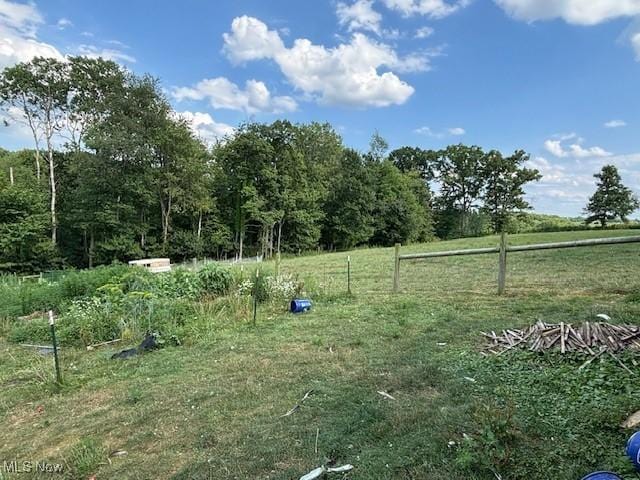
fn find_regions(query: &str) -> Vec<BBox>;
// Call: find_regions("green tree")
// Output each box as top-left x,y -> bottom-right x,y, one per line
368,130 -> 389,162
0,57 -> 71,245
371,161 -> 433,246
481,150 -> 541,233
436,144 -> 486,237
389,146 -> 438,181
322,149 -> 375,249
585,165 -> 639,227
0,150 -> 56,272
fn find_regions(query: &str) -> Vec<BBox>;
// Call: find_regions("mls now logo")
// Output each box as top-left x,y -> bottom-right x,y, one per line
2,460 -> 64,474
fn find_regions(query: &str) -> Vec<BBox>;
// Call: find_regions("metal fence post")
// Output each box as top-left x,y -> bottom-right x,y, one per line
393,243 -> 401,293
498,232 -> 507,295
48,310 -> 62,385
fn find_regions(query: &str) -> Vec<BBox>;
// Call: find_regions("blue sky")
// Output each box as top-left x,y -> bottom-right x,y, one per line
0,0 -> 639,216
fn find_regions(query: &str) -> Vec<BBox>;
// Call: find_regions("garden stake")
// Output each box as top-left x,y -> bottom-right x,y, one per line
347,255 -> 351,295
48,310 -> 62,385
253,268 -> 259,326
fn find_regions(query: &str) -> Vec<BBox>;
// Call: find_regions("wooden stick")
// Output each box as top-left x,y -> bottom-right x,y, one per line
86,338 -> 122,350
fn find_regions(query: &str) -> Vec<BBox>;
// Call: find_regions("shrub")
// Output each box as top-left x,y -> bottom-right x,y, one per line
155,268 -> 203,299
197,263 -> 233,296
18,282 -> 64,315
8,317 -> 50,344
59,264 -> 129,300
57,298 -> 122,346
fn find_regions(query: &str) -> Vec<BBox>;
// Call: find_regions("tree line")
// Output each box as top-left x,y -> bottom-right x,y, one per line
0,57 -> 635,273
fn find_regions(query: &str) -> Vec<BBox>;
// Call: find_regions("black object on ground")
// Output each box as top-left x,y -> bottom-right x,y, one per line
111,333 -> 159,360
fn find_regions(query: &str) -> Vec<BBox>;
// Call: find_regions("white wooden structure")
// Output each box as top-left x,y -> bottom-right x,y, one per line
128,258 -> 171,273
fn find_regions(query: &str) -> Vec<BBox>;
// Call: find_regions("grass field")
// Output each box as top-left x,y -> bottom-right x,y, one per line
2,230 -> 640,479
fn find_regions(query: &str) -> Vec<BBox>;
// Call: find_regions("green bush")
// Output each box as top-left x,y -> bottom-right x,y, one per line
197,263 -> 233,296
56,298 -> 122,346
7,318 -> 50,344
59,264 -> 129,300
155,268 -> 203,299
18,282 -> 64,315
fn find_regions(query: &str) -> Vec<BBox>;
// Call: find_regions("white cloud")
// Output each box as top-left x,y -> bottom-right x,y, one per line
415,26 -> 435,38
633,32 -> 640,60
172,77 -> 297,114
76,44 -> 136,63
0,0 -> 63,68
176,110 -> 234,143
382,0 -> 470,18
543,139 -> 567,158
337,0 -> 382,35
0,0 -> 43,35
222,16 -> 431,108
415,125 -> 465,137
604,119 -> 627,128
525,152 -> 640,216
544,137 -> 612,158
56,18 -> 72,30
494,0 -> 640,25
222,16 -> 284,64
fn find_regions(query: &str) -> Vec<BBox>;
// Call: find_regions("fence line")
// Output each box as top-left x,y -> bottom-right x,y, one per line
393,234 -> 640,294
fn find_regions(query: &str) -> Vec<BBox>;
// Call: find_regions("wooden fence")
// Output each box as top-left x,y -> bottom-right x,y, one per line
393,234 -> 640,294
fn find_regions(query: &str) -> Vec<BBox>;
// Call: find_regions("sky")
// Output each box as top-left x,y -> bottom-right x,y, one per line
0,0 -> 639,217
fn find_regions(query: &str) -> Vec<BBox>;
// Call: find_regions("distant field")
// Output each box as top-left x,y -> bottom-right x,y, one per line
1,230 -> 640,479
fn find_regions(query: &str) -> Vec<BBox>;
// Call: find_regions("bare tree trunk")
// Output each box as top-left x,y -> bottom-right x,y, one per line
34,150 -> 41,181
277,220 -> 283,255
22,94 -> 42,181
239,230 -> 244,261
197,211 -> 202,239
140,210 -> 146,248
46,141 -> 56,245
89,230 -> 95,269
161,193 -> 172,247
83,228 -> 88,265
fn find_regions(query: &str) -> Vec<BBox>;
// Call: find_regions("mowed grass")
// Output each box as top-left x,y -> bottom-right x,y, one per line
1,230 -> 640,479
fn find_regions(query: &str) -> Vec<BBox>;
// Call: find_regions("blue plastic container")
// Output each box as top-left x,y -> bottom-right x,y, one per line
290,299 -> 312,313
627,431 -> 640,470
581,472 -> 622,480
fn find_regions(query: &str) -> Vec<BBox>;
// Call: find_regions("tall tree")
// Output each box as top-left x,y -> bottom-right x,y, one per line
481,150 -> 541,233
368,130 -> 389,163
371,161 -> 433,246
215,127 -> 275,260
0,149 -> 55,272
389,146 -> 438,181
585,165 -> 639,227
0,57 -> 70,244
436,144 -> 486,236
322,149 -> 375,249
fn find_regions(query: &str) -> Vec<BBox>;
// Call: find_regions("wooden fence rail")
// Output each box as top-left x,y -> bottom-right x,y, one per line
393,234 -> 640,294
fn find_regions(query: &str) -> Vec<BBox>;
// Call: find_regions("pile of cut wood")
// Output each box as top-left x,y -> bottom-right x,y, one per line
482,321 -> 640,356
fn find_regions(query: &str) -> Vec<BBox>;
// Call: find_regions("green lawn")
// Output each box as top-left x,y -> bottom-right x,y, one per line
2,230 -> 640,479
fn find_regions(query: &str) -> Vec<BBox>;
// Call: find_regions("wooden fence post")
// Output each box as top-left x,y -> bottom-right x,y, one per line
393,243 -> 401,293
498,232 -> 507,295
